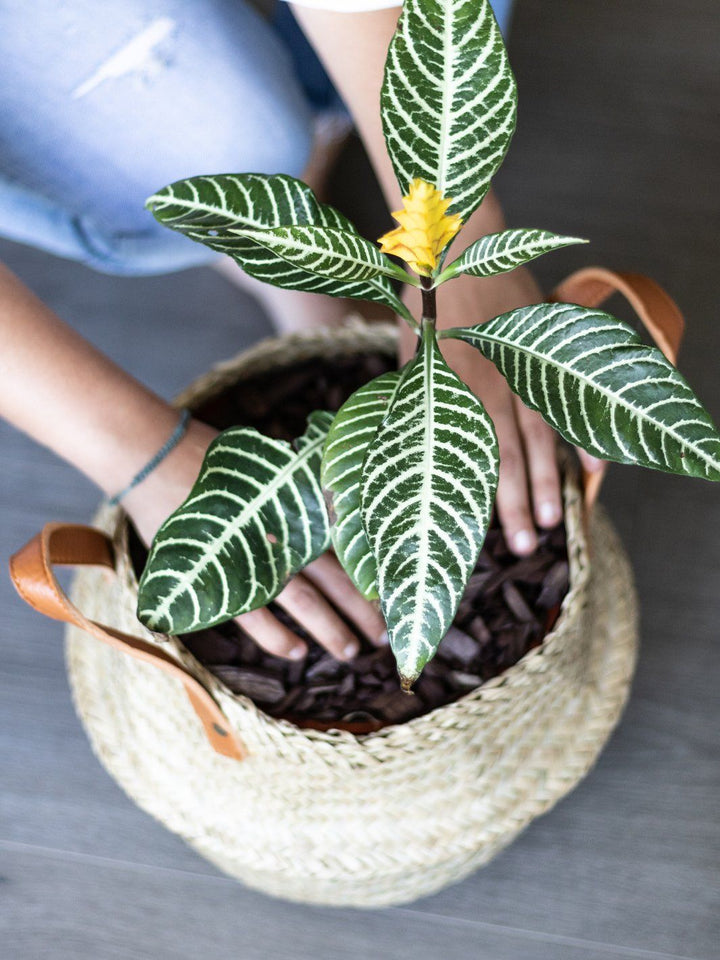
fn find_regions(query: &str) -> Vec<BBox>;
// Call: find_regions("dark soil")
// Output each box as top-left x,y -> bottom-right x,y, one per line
130,351 -> 569,731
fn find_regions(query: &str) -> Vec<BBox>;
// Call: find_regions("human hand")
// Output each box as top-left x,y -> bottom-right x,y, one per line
400,267 -> 604,556
0,259 -> 383,660
125,418 -> 386,661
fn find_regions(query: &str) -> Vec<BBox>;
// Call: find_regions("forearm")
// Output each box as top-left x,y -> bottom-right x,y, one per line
0,262 -> 186,496
291,4 -> 508,272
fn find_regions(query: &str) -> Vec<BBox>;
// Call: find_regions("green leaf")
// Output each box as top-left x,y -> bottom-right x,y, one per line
381,0 -> 517,224
444,303 -> 720,479
235,225 -> 406,285
322,369 -> 404,600
361,322 -> 499,685
146,173 -> 406,314
137,412 -> 333,635
438,229 -> 587,282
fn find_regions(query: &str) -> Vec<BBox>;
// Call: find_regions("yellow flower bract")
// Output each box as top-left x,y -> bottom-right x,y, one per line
378,178 -> 462,276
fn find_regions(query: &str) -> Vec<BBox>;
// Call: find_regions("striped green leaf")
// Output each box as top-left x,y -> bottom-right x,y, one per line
322,369 -> 404,600
445,303 -> 720,479
361,322 -> 499,685
381,0 -> 517,224
137,412 -> 333,635
234,225 -> 406,285
146,173 -> 406,314
439,229 -> 587,282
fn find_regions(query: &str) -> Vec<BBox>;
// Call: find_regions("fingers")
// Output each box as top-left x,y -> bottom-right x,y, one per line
480,374 -> 563,556
235,606 -> 308,661
235,555 -> 387,663
492,404 -> 539,557
275,575 -> 362,661
576,447 -> 606,475
576,446 -> 607,507
513,399 -> 563,530
302,553 -> 387,646
447,353 -> 539,558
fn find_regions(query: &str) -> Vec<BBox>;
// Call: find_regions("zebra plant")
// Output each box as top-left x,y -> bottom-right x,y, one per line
137,0 -> 720,689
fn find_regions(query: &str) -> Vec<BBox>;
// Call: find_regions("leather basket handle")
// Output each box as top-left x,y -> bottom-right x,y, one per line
9,523 -> 246,761
548,267 -> 685,510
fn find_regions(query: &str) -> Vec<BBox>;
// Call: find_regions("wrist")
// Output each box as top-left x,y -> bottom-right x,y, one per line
84,398 -> 184,496
122,417 -> 217,544
107,409 -> 194,506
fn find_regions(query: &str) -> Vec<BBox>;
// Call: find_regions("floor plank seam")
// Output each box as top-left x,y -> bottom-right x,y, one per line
0,841 -> 709,960
390,908 -> 708,960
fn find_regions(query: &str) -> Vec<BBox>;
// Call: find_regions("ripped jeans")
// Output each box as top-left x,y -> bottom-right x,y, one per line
0,0 -> 515,276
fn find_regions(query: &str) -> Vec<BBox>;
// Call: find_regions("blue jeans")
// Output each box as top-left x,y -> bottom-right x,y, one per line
0,1 -> 515,276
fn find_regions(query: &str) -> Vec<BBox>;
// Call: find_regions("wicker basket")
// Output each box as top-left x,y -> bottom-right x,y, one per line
71,321 -> 640,908
12,268 -> 686,908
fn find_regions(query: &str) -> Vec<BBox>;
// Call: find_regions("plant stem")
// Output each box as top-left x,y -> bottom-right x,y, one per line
420,276 -> 437,328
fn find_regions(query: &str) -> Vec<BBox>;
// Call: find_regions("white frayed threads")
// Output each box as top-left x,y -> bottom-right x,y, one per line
72,17 -> 176,99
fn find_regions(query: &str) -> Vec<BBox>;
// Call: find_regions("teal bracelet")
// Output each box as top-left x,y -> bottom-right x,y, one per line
108,409 -> 192,507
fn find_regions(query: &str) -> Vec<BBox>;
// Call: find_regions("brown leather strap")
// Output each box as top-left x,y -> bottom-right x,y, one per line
548,267 -> 685,510
9,524 -> 246,761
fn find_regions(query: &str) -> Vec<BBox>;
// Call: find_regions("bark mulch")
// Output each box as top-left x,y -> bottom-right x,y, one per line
131,351 -> 569,730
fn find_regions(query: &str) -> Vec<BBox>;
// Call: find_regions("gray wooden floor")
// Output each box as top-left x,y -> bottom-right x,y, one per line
1,1 -> 718,957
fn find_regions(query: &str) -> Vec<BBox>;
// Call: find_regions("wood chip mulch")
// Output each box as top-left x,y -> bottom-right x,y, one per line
154,350 -> 571,729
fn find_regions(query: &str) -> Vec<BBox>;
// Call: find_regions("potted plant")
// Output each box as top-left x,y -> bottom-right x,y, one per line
10,0 -> 719,908
136,0 -> 720,692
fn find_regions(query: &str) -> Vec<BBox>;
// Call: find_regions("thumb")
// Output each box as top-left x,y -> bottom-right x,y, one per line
575,447 -> 607,508
576,447 -> 606,475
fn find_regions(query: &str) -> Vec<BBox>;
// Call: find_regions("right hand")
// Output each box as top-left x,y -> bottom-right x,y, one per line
124,417 -> 387,662
400,267 -> 605,558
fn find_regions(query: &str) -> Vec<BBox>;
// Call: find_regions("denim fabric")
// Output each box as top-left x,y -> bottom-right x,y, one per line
0,0 -> 515,276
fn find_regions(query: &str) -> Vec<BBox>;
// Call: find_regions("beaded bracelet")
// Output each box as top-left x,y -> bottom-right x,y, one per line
108,409 -> 192,507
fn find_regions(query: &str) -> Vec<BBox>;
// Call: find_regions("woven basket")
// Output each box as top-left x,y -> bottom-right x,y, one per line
64,320 -> 639,908
12,268 -> 686,908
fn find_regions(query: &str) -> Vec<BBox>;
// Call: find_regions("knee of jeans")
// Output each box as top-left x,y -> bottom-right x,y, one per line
124,74 -> 315,221
234,99 -> 314,182
135,11 -> 316,188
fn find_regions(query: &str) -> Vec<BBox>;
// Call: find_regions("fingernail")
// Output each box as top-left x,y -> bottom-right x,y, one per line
288,645 -> 306,661
376,630 -> 390,646
513,530 -> 535,554
343,641 -> 360,660
538,502 -> 560,527
585,455 -> 604,471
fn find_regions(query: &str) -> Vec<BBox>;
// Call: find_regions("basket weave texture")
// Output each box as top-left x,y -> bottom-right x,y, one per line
65,322 -> 638,908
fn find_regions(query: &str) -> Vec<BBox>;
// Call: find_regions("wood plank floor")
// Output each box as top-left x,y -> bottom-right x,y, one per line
1,1 -> 718,957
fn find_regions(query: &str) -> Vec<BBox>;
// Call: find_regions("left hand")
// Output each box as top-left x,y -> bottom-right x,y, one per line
399,267 -> 603,556
126,418 -> 386,661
